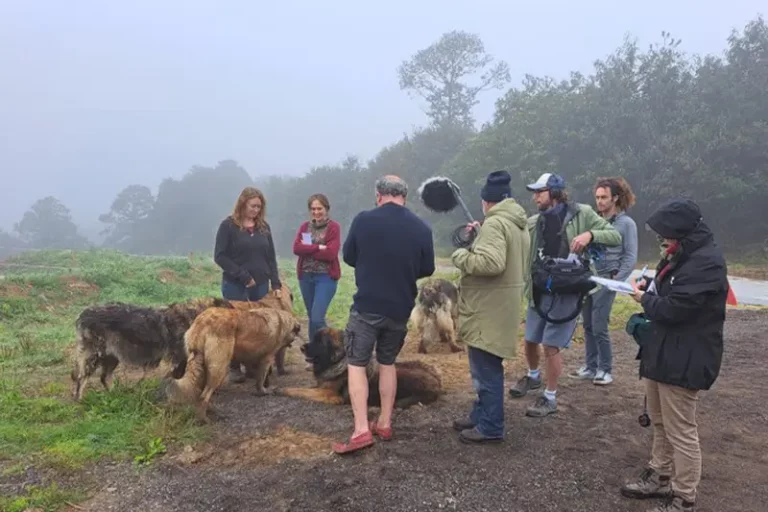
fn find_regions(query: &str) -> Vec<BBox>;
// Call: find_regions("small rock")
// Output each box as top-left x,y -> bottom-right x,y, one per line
107,486 -> 117,492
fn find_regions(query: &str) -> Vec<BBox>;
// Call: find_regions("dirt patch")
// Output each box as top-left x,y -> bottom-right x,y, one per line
157,269 -> 179,284
64,309 -> 768,512
174,425 -> 333,468
0,282 -> 32,298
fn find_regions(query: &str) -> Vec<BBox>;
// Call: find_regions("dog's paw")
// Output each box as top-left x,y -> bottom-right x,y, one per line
252,388 -> 275,397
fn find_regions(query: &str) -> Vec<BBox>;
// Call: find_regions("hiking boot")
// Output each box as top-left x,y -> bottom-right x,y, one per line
228,367 -> 246,384
647,496 -> 695,512
593,370 -> 613,386
458,427 -> 503,444
568,366 -> 596,380
620,467 -> 673,500
525,395 -> 557,417
509,375 -> 542,398
452,418 -> 475,432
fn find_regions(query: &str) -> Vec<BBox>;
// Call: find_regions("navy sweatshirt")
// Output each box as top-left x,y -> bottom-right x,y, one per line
343,202 -> 435,321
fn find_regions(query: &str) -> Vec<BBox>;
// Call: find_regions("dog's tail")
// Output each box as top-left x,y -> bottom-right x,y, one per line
166,327 -> 207,404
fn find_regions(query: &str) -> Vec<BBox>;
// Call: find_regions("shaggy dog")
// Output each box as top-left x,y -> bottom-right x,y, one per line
70,296 -> 232,401
409,278 -> 463,354
226,288 -> 295,378
166,307 -> 301,422
274,327 -> 443,409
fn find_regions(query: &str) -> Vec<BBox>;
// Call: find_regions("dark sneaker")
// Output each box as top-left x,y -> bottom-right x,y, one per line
458,427 -> 503,444
647,496 -> 695,512
525,395 -> 557,417
620,467 -> 673,500
452,418 -> 475,432
508,375 -> 542,398
228,367 -> 246,384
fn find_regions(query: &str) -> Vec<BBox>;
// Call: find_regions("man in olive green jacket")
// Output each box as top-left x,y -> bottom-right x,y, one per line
509,173 -> 622,418
450,170 -> 531,444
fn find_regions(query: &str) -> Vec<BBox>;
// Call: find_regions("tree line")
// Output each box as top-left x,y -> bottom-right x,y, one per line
3,16 -> 767,262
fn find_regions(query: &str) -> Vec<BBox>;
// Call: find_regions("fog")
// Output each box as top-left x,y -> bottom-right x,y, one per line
0,0 -> 764,245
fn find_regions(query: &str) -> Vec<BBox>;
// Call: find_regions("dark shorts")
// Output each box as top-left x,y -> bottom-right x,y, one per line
344,309 -> 407,367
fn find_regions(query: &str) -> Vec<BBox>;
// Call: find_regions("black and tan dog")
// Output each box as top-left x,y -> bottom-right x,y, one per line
409,278 -> 463,354
70,296 -> 232,401
275,327 -> 443,409
166,306 -> 301,422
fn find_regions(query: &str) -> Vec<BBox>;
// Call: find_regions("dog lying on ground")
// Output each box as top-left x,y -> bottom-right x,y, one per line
166,307 -> 301,422
70,296 -> 232,401
409,278 -> 463,354
274,327 -> 443,409
226,287 -> 295,379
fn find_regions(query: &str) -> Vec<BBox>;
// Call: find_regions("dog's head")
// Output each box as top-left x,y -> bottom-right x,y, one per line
300,327 -> 345,372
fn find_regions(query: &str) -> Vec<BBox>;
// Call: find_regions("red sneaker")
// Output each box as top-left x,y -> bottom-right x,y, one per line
369,421 -> 392,441
332,430 -> 375,454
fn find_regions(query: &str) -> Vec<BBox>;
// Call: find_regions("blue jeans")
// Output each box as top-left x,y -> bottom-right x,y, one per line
583,287 -> 617,373
221,279 -> 269,370
298,272 -> 338,342
468,346 -> 505,438
221,279 -> 269,302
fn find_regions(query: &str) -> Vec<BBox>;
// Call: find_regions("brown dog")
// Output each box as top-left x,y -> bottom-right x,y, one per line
409,278 -> 463,354
226,288 -> 295,378
167,307 -> 300,421
275,327 -> 443,409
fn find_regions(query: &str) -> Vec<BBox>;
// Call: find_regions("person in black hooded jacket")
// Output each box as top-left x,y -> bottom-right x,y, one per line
620,198 -> 728,512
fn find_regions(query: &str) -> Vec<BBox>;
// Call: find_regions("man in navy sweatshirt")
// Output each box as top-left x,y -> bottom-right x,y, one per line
332,174 -> 435,454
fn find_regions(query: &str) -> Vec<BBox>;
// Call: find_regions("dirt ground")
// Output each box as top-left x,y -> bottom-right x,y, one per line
64,308 -> 767,512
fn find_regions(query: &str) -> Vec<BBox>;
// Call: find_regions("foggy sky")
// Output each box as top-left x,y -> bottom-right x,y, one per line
0,0 -> 764,239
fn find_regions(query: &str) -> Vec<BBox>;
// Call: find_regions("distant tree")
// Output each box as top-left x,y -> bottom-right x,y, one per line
14,196 -> 90,249
99,184 -> 155,249
398,30 -> 511,128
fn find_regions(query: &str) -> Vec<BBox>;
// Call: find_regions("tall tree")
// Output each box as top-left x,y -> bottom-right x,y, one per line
14,196 -> 90,249
398,30 -> 510,128
99,184 -> 155,249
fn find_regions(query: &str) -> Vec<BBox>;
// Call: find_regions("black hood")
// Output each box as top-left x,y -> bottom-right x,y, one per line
646,197 -> 714,253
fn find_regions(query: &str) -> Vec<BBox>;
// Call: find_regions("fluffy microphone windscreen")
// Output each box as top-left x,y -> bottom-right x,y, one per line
418,176 -> 460,213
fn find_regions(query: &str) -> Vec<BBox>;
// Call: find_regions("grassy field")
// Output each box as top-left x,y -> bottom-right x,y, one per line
0,249 -> 651,510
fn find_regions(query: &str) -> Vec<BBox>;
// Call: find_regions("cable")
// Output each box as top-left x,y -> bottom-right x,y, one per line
451,224 -> 477,249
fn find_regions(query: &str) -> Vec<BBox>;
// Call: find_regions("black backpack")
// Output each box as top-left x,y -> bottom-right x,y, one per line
530,206 -> 596,324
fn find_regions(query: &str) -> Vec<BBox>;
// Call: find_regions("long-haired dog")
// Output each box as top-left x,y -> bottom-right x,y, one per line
227,287 -> 295,378
70,296 -> 232,401
275,327 -> 443,409
166,307 -> 300,422
409,278 -> 463,354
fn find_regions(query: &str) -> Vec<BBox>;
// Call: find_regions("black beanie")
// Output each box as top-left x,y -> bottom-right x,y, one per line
481,170 -> 512,203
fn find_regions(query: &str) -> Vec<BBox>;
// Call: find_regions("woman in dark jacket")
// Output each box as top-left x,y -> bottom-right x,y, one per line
214,186 -> 282,383
622,198 -> 728,512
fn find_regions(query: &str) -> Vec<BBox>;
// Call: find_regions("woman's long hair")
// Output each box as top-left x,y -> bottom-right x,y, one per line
594,177 -> 636,211
231,187 -> 268,232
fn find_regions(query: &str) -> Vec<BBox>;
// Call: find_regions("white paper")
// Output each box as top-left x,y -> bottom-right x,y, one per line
589,276 -> 635,294
301,232 -> 312,245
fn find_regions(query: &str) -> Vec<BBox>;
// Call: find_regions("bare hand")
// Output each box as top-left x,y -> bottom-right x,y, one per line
570,232 -> 593,253
246,279 -> 256,288
318,244 -> 327,251
630,277 -> 645,303
466,221 -> 481,234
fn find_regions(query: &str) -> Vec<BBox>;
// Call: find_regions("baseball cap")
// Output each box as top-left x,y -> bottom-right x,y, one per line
526,173 -> 566,192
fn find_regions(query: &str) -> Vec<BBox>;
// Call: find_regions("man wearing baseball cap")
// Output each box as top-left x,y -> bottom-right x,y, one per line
509,172 -> 622,417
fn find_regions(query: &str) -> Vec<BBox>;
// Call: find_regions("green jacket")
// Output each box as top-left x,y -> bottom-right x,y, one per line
524,202 -> 622,302
451,198 -> 531,360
